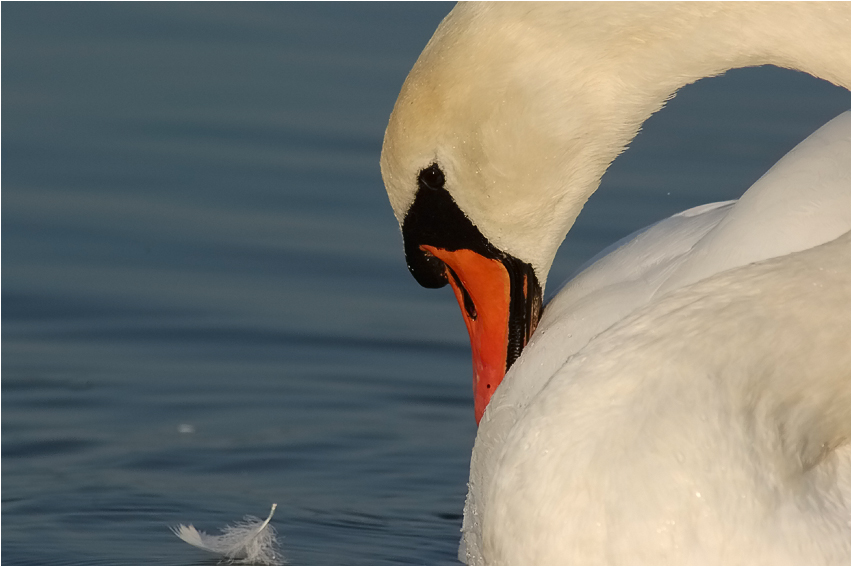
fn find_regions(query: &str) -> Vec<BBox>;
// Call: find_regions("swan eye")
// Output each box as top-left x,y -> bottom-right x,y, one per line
418,163 -> 445,191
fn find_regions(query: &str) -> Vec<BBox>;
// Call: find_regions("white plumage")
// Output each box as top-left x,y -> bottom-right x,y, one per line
173,503 -> 283,565
381,2 -> 851,564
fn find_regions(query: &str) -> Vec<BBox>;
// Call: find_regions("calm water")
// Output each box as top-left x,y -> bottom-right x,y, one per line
2,3 -> 848,565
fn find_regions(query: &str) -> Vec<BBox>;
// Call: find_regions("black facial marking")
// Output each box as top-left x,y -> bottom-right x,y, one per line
418,163 -> 446,191
401,171 -> 492,289
503,257 -> 542,368
401,179 -> 542,372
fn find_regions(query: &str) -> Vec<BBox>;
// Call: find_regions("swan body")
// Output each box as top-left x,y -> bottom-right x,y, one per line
482,234 -> 850,564
380,2 -> 851,563
465,115 -> 851,564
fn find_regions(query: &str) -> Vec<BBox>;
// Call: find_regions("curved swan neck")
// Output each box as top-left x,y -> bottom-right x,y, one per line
584,2 -> 851,162
541,2 -> 850,275
595,3 -> 851,94
382,2 -> 850,285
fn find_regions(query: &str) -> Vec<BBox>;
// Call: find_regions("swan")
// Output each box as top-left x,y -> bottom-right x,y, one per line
380,3 -> 850,564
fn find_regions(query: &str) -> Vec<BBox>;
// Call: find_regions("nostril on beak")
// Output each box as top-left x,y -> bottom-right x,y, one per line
447,267 -> 477,320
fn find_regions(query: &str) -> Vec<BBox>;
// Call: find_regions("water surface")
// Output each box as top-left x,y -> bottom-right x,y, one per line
3,3 -> 849,565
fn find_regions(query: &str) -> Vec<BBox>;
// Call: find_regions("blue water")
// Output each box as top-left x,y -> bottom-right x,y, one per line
2,3 -> 848,565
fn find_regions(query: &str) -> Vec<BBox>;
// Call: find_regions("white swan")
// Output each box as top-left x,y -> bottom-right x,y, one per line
380,3 -> 850,564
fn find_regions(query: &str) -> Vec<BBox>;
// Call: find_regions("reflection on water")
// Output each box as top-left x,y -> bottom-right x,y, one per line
2,3 -> 849,565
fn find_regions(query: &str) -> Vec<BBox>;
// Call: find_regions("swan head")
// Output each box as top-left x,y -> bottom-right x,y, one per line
382,4 -> 627,281
381,4 -> 634,423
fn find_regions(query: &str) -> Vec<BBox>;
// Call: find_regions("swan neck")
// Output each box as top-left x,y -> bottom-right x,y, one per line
546,2 -> 850,277
381,3 -> 851,286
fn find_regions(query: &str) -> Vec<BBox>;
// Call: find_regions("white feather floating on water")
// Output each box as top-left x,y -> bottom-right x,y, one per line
172,503 -> 283,565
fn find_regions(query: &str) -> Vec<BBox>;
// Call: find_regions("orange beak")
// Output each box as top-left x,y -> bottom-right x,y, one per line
399,175 -> 542,425
421,245 -> 540,424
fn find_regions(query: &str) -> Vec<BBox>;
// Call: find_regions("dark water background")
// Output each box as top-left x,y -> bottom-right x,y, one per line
3,3 -> 849,565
